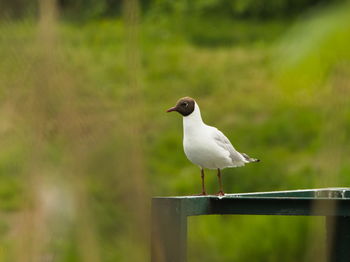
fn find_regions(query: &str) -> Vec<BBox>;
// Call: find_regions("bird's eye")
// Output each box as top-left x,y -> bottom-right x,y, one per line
182,102 -> 188,107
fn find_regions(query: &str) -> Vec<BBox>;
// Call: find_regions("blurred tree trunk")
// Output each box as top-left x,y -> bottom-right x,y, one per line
122,0 -> 150,244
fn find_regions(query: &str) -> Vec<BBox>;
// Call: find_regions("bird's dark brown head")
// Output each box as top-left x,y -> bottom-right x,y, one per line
166,97 -> 195,116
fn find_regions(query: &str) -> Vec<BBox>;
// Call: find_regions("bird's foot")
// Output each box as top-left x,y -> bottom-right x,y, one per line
216,191 -> 225,196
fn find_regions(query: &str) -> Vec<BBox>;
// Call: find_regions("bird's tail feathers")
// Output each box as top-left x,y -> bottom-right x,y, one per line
241,153 -> 260,163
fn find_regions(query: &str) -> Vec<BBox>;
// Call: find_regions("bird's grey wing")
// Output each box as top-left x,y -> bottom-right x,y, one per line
211,128 -> 246,164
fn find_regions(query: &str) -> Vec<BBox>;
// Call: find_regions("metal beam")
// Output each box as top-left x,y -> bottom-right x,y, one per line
151,188 -> 350,262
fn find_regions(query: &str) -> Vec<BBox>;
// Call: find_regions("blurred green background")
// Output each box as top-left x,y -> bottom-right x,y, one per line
1,0 -> 350,261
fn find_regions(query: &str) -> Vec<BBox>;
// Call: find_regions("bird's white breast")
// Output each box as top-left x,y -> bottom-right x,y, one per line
183,131 -> 232,169
182,104 -> 233,169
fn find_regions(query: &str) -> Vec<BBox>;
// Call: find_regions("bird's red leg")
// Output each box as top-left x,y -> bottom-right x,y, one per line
216,168 -> 225,196
199,168 -> 207,195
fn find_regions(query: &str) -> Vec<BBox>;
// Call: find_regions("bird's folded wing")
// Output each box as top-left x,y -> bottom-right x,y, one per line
212,128 -> 246,164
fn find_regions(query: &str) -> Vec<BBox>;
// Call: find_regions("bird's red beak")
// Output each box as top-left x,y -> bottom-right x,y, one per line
166,106 -> 177,113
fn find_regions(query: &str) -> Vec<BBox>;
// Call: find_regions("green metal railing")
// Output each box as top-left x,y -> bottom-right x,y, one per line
151,188 -> 350,262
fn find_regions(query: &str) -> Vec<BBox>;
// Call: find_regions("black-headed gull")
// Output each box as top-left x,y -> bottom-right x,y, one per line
167,97 -> 259,196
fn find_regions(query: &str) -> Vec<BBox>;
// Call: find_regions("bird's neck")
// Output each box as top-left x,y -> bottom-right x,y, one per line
183,103 -> 205,133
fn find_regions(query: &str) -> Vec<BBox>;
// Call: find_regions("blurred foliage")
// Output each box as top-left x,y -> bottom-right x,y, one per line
0,0 -> 350,261
58,0 -> 345,20
0,0 -> 37,18
275,2 -> 350,90
150,0 -> 341,18
0,0 -> 345,20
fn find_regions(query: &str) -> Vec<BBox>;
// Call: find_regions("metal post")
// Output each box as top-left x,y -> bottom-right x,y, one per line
152,198 -> 187,262
326,216 -> 350,262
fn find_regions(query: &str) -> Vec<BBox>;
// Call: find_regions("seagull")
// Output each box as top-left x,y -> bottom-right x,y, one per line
167,97 -> 259,196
